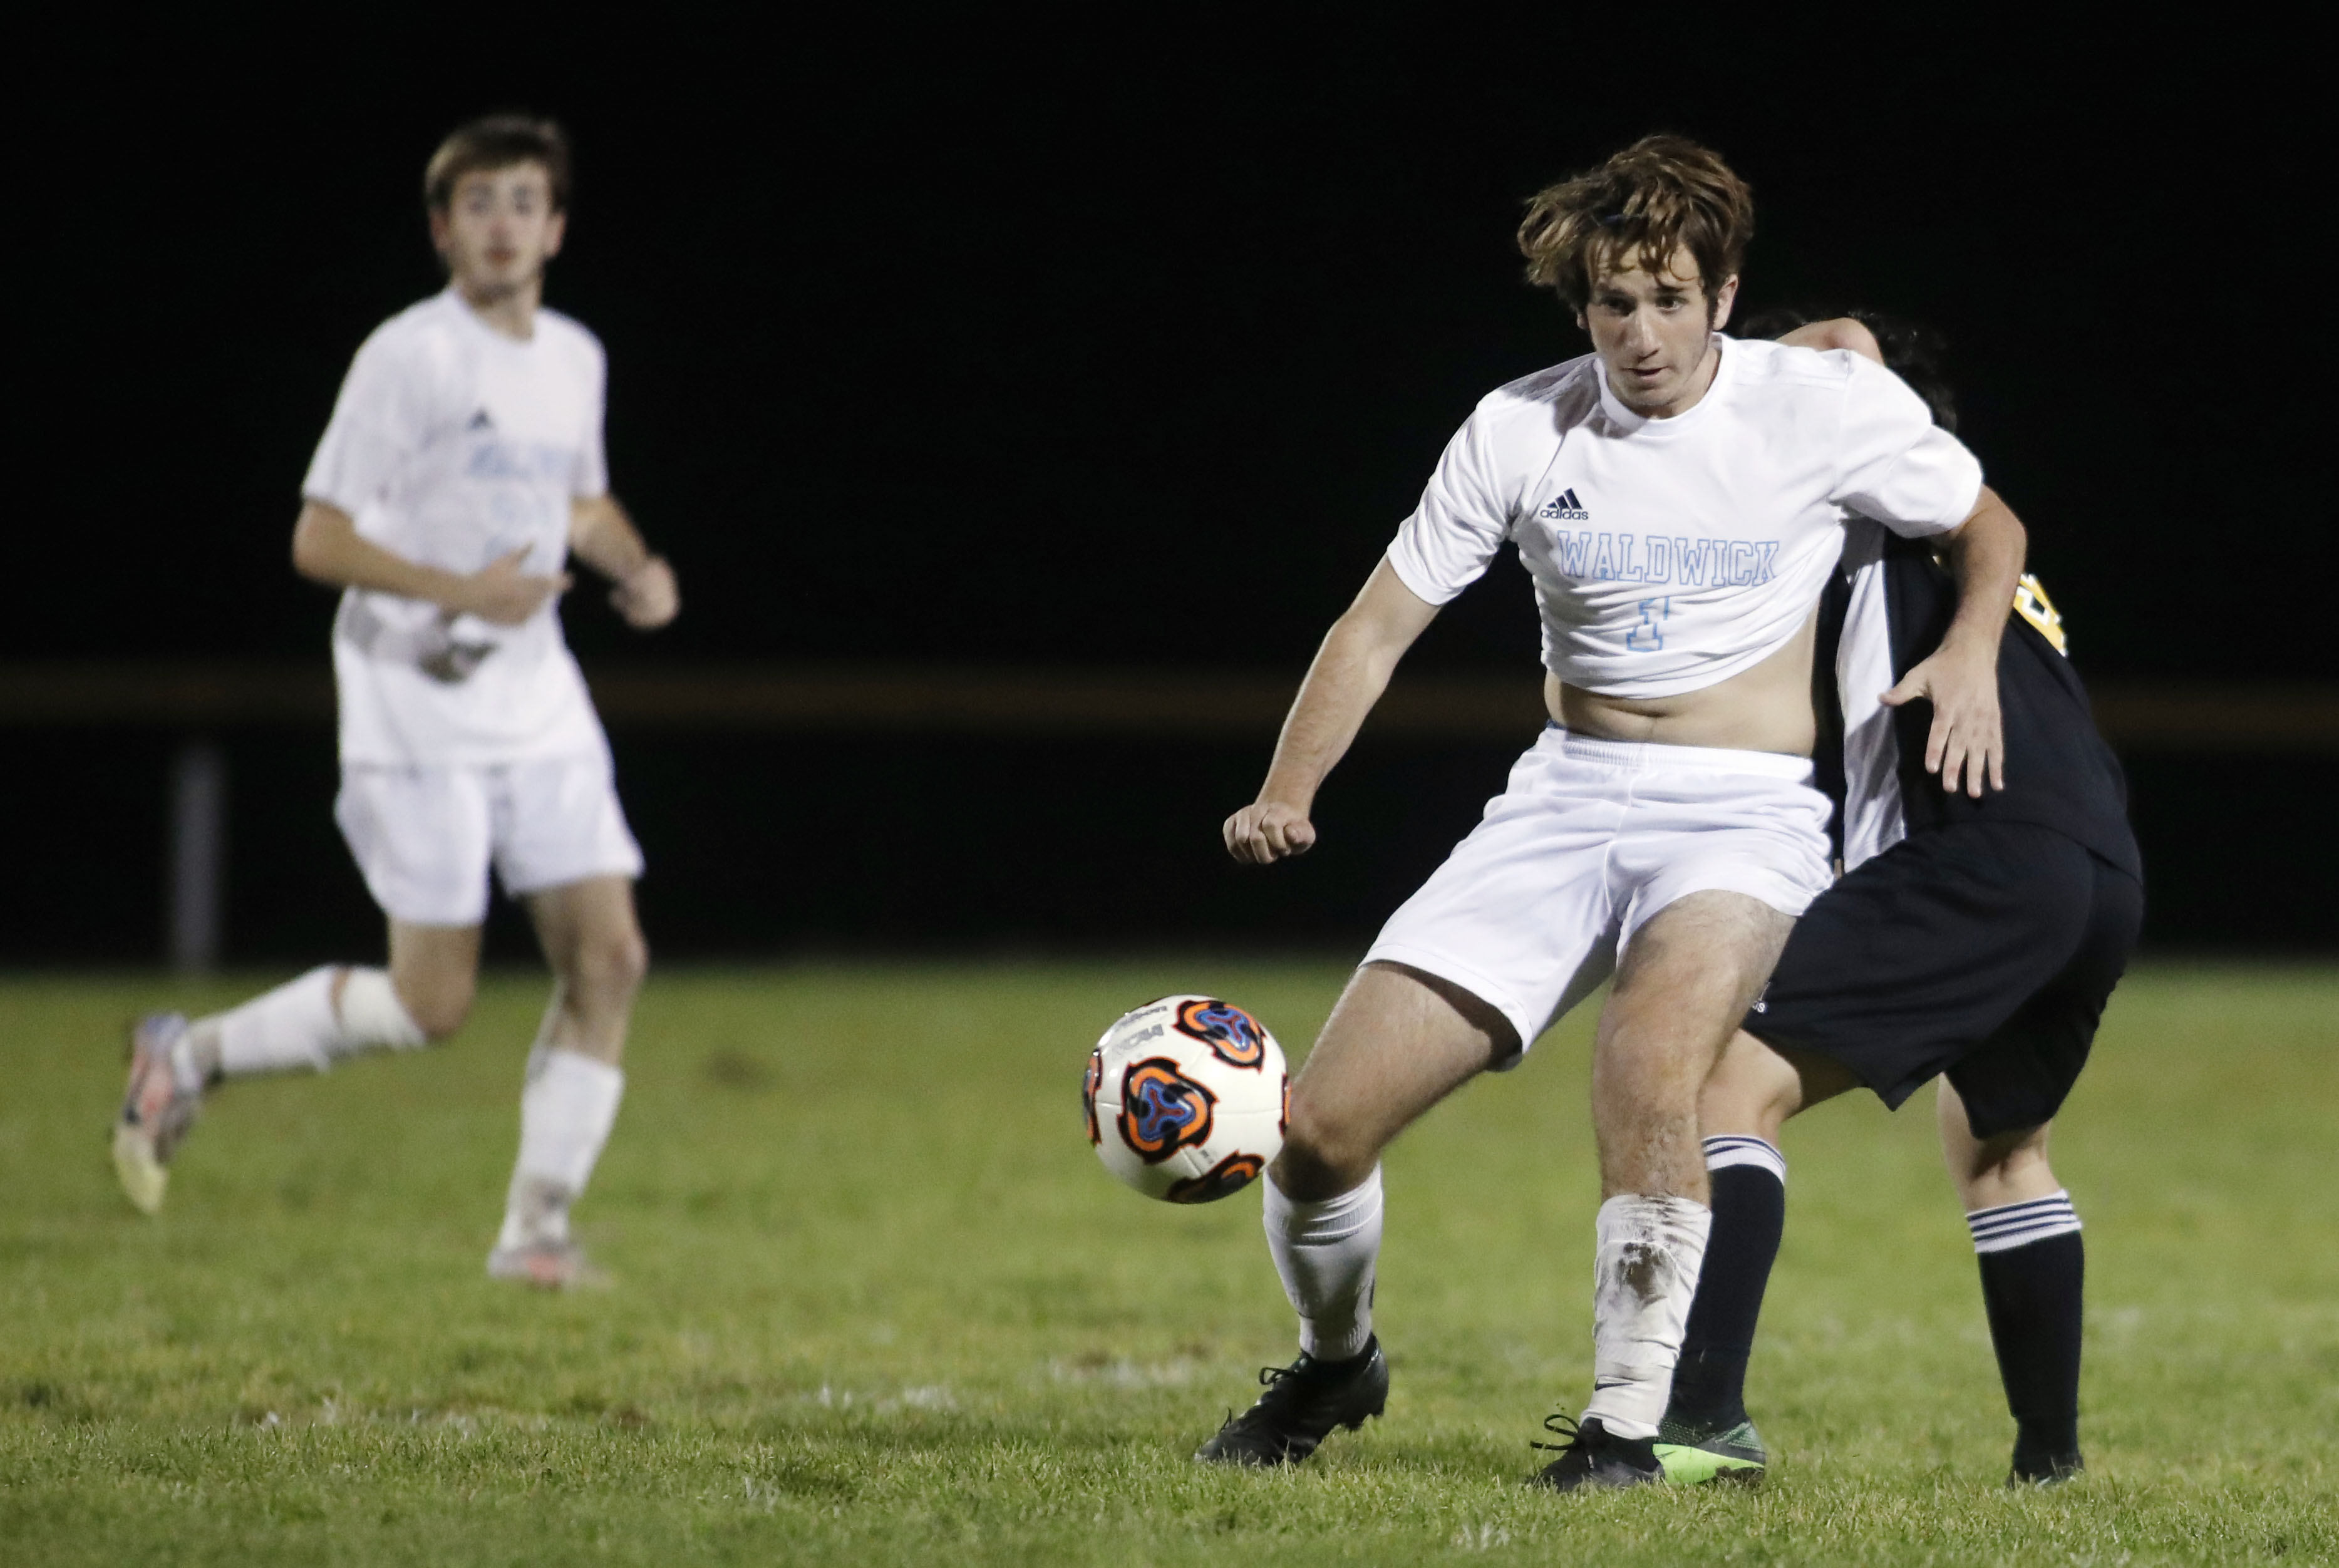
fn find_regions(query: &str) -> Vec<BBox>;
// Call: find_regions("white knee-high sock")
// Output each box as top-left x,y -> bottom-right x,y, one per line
197,966 -> 426,1080
498,1045 -> 625,1249
1581,1194 -> 1713,1440
1262,1167 -> 1384,1361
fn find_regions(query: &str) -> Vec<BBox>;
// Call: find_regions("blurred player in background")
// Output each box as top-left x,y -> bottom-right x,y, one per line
1654,311 -> 2140,1488
1196,138 -> 2027,1489
112,115 -> 679,1289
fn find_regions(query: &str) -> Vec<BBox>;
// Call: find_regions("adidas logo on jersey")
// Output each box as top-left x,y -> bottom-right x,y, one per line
466,408 -> 495,431
1538,488 -> 1589,522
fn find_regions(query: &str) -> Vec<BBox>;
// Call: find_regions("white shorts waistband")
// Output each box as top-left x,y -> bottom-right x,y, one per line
1541,723 -> 1814,781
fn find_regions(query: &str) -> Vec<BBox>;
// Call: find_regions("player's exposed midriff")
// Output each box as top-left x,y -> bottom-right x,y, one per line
1550,606 -> 1819,756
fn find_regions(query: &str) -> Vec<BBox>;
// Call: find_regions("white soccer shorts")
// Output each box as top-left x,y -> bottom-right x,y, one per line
1362,725 -> 1832,1056
334,755 -> 644,927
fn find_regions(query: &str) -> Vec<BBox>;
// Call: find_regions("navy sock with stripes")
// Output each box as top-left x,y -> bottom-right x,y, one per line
1968,1192 -> 2085,1473
1665,1135 -> 1787,1433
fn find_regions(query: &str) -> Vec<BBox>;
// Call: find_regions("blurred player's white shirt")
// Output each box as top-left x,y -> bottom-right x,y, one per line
1386,336 -> 1982,699
304,289 -> 608,765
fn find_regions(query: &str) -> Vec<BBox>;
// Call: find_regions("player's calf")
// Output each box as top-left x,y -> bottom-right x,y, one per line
1942,1087 -> 2087,1485
487,1043 -> 626,1285
1576,894 -> 1790,1444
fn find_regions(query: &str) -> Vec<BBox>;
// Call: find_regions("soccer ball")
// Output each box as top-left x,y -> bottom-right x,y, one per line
1082,994 -> 1288,1203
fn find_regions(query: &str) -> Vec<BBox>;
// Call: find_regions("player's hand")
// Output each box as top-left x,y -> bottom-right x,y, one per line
1778,316 -> 1883,364
610,555 -> 679,629
1882,642 -> 2004,797
1224,800 -> 1317,864
456,548 -> 571,626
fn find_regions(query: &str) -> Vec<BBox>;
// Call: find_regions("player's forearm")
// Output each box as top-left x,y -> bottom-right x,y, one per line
290,501 -> 472,609
1940,486 -> 2027,659
569,495 -> 652,580
1256,620 -> 1405,811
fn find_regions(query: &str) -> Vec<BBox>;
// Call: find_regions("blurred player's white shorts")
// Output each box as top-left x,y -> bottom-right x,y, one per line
1363,725 -> 1830,1056
335,756 -> 644,926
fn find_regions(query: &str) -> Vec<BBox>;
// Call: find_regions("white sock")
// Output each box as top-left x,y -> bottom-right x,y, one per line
1581,1193 -> 1713,1441
1702,1133 -> 1787,1185
1262,1167 -> 1383,1361
498,1045 -> 625,1249
336,969 -> 428,1055
200,966 -> 425,1079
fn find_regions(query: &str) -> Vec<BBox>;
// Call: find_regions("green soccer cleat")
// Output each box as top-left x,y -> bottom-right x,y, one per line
1654,1415 -> 1768,1486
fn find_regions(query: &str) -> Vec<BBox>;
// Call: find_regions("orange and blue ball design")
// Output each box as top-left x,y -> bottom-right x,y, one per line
1115,1057 -> 1217,1162
1174,998 -> 1270,1069
1084,991 -> 1287,1203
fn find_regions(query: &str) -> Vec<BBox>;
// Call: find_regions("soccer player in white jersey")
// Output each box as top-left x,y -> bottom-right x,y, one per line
111,116 -> 678,1289
1192,137 -> 2030,1488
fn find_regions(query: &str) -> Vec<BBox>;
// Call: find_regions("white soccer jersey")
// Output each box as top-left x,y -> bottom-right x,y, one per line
1385,336 -> 1983,699
1833,519 -> 1908,869
303,290 -> 609,765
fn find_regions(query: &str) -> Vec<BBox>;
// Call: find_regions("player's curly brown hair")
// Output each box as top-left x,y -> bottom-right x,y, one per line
1517,136 -> 1753,316
424,115 -> 572,214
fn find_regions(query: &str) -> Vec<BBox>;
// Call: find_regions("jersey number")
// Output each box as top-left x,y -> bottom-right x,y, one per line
2012,574 -> 2068,655
1626,597 -> 1669,653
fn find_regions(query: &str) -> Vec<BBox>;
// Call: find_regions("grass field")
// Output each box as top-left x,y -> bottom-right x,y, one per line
2,961 -> 2333,1565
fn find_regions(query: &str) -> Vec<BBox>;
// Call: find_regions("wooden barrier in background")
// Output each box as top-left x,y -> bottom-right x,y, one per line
4,661 -> 2331,970
6,660 -> 2336,748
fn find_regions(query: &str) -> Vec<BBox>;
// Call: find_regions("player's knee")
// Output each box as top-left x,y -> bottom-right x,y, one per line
568,926 -> 648,1003
1276,1096 -> 1381,1200
397,980 -> 473,1042
1955,1125 -> 2055,1207
1697,1033 -> 1798,1138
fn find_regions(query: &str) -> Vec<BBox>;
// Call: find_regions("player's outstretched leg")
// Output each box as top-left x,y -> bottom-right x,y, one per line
110,951 -> 448,1214
1653,1133 -> 1785,1485
1532,894 -> 1791,1495
1941,1081 -> 2085,1486
1656,1033 -> 1859,1485
1195,963 -> 1509,1465
488,875 -> 645,1289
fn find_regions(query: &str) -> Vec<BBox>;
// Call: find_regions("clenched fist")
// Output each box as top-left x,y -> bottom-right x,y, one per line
1224,800 -> 1317,865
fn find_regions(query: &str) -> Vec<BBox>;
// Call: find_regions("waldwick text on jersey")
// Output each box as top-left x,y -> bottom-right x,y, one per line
1545,530 -> 1781,587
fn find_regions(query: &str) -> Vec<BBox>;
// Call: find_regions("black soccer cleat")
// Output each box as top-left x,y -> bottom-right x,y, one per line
2008,1449 -> 2084,1487
1527,1413 -> 1664,1492
1193,1338 -> 1388,1466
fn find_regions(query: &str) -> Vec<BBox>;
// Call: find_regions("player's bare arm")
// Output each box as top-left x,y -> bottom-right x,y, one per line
1778,317 -> 2025,797
1225,559 -> 1440,865
1889,487 -> 2025,796
290,500 -> 569,626
570,494 -> 679,629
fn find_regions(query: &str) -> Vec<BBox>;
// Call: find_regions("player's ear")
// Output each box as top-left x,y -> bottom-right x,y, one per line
543,209 -> 567,260
1709,274 -> 1739,331
428,207 -> 452,259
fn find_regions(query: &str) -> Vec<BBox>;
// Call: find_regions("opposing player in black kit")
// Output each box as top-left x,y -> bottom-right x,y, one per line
1653,311 -> 2142,1488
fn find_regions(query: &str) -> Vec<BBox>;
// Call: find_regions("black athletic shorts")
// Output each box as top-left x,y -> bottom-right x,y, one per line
1743,821 -> 2143,1139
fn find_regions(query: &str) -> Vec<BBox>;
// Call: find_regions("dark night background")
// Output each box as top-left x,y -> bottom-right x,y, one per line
5,13 -> 2328,962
